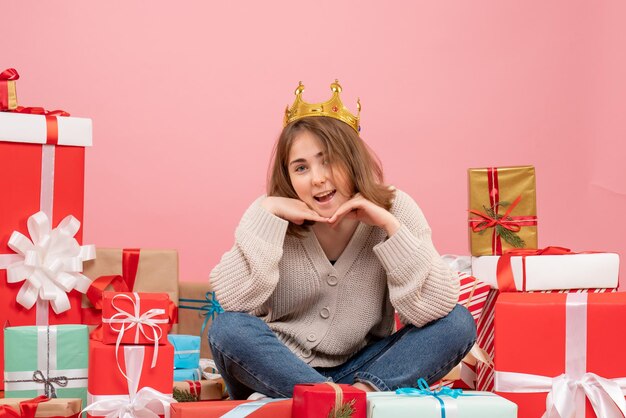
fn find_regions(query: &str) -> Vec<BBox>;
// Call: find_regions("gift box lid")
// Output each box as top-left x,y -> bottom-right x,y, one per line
0,112 -> 92,147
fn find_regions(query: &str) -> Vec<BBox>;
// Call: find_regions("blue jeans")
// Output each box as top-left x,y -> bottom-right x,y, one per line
208,305 -> 476,399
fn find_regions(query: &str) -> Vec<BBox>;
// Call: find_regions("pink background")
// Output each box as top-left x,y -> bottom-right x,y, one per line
3,1 -> 625,285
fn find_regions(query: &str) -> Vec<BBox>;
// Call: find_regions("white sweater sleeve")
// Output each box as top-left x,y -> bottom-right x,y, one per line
373,190 -> 459,327
209,197 -> 289,312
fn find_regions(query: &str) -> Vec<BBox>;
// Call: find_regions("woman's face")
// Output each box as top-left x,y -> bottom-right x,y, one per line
287,129 -> 352,218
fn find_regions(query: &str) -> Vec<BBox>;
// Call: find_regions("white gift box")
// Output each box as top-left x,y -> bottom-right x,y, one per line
471,252 -> 619,291
0,112 -> 92,146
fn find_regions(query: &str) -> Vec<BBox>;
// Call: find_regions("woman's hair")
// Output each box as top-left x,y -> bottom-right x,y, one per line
267,116 -> 395,237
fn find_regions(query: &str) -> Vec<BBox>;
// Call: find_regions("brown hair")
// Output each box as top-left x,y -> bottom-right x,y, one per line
267,116 -> 395,236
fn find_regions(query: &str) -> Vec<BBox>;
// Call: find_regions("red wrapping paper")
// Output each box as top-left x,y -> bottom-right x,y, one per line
495,292 -> 626,417
0,142 -> 86,391
101,292 -> 171,345
170,400 -> 292,418
87,339 -> 173,399
292,384 -> 366,418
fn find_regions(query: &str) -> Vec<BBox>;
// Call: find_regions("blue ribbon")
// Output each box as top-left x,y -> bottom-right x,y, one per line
178,291 -> 224,337
395,378 -> 464,418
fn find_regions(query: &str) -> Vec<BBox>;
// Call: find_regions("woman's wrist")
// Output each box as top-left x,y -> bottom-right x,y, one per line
382,215 -> 401,237
261,197 -> 278,216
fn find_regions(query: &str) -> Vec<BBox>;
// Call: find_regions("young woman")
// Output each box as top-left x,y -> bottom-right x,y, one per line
208,81 -> 476,400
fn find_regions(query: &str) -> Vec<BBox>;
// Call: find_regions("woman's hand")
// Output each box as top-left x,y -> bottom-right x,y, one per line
328,193 -> 401,236
261,196 -> 329,225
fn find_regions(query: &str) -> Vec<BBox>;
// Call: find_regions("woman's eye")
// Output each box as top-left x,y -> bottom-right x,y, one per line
294,165 -> 306,173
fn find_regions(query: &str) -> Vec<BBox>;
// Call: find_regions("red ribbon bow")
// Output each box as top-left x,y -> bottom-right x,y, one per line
0,396 -> 48,418
0,68 -> 19,81
496,246 -> 591,291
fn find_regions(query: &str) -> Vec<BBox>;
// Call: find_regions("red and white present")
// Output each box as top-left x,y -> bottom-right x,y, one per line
471,247 -> 620,291
0,109 -> 93,390
475,288 -> 618,392
101,291 -> 171,346
495,292 -> 626,417
85,339 -> 174,418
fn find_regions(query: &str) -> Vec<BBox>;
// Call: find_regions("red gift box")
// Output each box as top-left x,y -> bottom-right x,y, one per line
86,339 -> 174,418
0,111 -> 92,390
101,291 -> 171,345
476,287 -> 617,392
494,292 -> 626,417
292,383 -> 365,418
170,399 -> 292,418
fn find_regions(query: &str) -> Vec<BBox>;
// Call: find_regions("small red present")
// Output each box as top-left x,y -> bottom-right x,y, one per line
86,340 -> 174,418
101,291 -> 171,346
170,399 -> 292,418
292,383 -> 365,418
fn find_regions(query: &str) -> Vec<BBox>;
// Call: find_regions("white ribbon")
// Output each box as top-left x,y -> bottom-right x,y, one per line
0,211 -> 95,315
102,292 -> 168,379
495,293 -> 626,418
83,346 -> 175,418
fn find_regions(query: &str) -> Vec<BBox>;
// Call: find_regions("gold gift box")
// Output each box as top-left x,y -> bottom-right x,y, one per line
82,248 -> 179,332
468,166 -> 538,256
0,398 -> 82,417
0,80 -> 17,110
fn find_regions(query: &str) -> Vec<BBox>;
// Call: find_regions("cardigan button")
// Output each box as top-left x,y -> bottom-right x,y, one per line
327,274 -> 338,286
302,348 -> 312,358
307,333 -> 317,342
320,307 -> 330,319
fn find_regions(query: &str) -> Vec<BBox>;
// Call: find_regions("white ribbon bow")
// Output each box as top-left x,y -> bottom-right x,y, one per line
3,211 -> 95,314
83,346 -> 176,418
102,293 -> 169,378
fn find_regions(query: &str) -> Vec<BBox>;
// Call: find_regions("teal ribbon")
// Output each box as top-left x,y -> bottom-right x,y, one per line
395,378 -> 464,418
178,291 -> 224,337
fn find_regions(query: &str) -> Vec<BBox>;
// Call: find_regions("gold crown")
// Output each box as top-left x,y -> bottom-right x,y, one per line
284,80 -> 361,133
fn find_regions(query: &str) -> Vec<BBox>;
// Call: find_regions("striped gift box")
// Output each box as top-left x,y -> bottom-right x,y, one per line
475,288 -> 617,391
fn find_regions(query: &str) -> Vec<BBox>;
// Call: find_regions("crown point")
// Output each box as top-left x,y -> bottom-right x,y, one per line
330,80 -> 342,93
357,98 -> 361,112
295,82 -> 305,96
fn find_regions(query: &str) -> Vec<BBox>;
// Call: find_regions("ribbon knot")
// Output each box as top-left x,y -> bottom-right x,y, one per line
396,378 -> 468,418
31,370 -> 68,398
3,211 -> 95,314
102,293 -> 169,380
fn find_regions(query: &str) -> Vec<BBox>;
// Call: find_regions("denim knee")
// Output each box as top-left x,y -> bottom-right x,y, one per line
208,311 -> 256,351
446,305 -> 477,351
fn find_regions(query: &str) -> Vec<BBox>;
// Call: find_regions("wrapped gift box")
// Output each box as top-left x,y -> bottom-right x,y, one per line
0,111 -> 92,390
170,399 -> 291,418
87,339 -> 173,398
174,369 -> 200,382
4,325 -> 88,408
0,397 -> 83,418
81,249 -> 179,332
174,282 -> 223,359
293,383 -> 366,418
168,335 -> 200,370
366,390 -> 517,417
495,292 -> 626,418
475,288 -> 617,392
471,250 -> 619,291
0,68 -> 19,110
173,379 -> 223,401
101,292 -> 171,345
468,166 -> 538,256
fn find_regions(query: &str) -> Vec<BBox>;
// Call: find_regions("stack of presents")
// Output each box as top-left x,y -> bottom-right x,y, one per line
0,69 -> 623,417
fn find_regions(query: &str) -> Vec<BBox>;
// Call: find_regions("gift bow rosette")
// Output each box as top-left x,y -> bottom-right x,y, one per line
83,346 -> 175,418
3,211 -> 95,314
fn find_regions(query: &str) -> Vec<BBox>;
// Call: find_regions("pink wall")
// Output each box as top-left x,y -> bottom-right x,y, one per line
3,1 -> 625,285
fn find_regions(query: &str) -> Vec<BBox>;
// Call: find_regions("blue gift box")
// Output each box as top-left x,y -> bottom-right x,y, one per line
173,367 -> 201,382
168,334 -> 201,370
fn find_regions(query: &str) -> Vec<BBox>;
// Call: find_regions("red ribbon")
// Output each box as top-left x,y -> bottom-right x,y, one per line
496,246 -> 594,292
468,167 -> 538,254
0,396 -> 79,418
0,68 -> 19,80
10,106 -> 70,145
185,380 -> 202,399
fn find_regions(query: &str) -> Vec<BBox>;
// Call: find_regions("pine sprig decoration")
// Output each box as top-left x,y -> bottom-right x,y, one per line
173,387 -> 200,402
327,399 -> 356,418
477,203 -> 525,247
